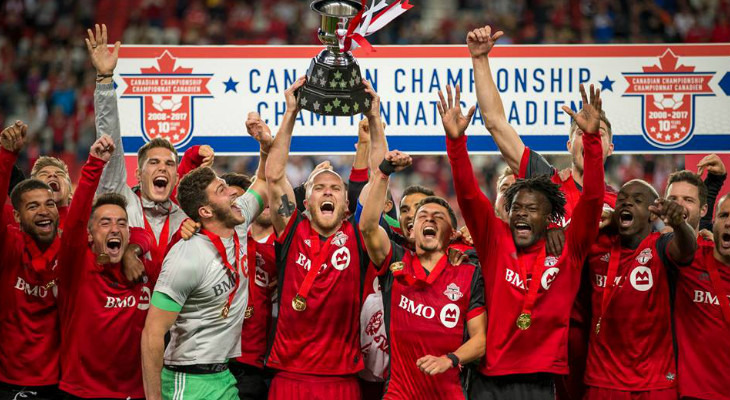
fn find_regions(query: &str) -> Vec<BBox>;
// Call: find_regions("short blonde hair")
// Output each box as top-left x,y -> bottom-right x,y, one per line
31,156 -> 69,178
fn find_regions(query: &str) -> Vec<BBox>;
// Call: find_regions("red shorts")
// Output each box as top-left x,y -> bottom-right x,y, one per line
585,386 -> 678,400
268,371 -> 361,400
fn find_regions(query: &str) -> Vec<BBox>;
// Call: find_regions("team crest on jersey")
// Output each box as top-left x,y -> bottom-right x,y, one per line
630,266 -> 653,291
636,248 -> 653,265
255,267 -> 269,288
121,50 -> 213,149
332,231 -> 348,247
331,247 -> 351,271
304,239 -> 311,247
439,304 -> 460,328
443,283 -> 463,301
622,49 -> 715,149
390,261 -> 404,273
541,267 -> 560,290
544,256 -> 559,267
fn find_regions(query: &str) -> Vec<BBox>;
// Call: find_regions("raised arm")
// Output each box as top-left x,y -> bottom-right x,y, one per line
0,121 -> 27,244
698,154 -> 727,231
244,111 -> 271,218
58,136 -> 115,304
468,26 -> 524,172
357,79 -> 388,207
170,145 -> 212,202
360,150 -> 412,267
347,119 -> 371,216
87,24 -> 127,195
439,85 -> 496,248
651,198 -> 698,264
562,85 -> 606,259
265,77 -> 305,235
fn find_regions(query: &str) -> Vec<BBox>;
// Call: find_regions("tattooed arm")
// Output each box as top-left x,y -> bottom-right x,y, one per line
265,77 -> 304,236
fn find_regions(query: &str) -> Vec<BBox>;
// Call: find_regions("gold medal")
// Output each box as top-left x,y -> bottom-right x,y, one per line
292,294 -> 307,312
244,306 -> 254,319
221,305 -> 230,319
516,313 -> 532,330
594,317 -> 602,335
96,253 -> 111,265
44,279 -> 56,290
390,261 -> 404,273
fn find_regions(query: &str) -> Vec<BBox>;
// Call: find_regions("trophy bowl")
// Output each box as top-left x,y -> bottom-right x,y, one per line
297,0 -> 373,116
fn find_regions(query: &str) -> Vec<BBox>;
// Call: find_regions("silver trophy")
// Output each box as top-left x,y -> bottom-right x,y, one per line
298,0 -> 372,116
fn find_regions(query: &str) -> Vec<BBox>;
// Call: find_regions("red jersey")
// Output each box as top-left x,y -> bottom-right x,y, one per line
57,155 -> 157,399
0,148 -> 60,386
376,243 -> 485,399
675,239 -> 730,400
267,210 -> 369,375
446,129 -> 604,376
236,232 -> 277,368
585,232 -> 678,391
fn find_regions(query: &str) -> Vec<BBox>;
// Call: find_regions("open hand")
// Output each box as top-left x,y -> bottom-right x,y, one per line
85,24 -> 120,75
438,85 -> 476,140
562,84 -> 602,135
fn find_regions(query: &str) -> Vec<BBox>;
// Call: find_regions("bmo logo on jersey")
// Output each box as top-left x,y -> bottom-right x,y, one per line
630,266 -> 653,291
331,247 -> 351,271
439,304 -> 460,328
398,295 -> 436,319
541,267 -> 560,290
105,286 -> 152,310
14,277 -> 50,298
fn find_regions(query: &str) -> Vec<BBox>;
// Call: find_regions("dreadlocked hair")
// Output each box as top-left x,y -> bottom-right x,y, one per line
503,175 -> 567,224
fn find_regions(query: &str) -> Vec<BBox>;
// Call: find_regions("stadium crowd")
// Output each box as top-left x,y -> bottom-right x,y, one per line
4,0 -> 729,207
1,2 -> 730,400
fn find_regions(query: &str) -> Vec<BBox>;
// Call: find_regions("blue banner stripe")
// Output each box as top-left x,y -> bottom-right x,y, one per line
121,134 -> 730,155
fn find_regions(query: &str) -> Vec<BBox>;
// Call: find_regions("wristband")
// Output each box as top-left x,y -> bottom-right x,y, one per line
378,159 -> 397,176
446,353 -> 460,368
96,73 -> 113,82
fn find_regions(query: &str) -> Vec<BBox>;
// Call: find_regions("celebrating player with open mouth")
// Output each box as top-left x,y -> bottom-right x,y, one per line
443,82 -> 606,399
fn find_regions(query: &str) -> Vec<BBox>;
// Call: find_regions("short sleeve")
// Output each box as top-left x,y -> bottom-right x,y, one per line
153,240 -> 205,306
467,266 -> 486,320
519,147 -> 556,179
236,189 -> 263,229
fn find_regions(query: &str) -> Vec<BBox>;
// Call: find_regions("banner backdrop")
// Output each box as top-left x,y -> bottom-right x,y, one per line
114,45 -> 730,155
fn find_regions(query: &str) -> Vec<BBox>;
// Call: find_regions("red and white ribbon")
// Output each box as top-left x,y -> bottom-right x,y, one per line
337,0 -> 413,53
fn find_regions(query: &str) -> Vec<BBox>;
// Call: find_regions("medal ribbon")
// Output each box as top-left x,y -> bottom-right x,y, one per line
23,234 -> 61,286
517,247 -> 547,321
705,253 -> 730,326
137,191 -> 171,267
245,236 -> 257,318
201,229 -> 241,317
295,228 -> 335,303
596,238 -> 623,333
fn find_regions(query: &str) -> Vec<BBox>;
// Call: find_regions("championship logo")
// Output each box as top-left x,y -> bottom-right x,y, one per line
121,50 -> 213,148
623,49 -> 715,149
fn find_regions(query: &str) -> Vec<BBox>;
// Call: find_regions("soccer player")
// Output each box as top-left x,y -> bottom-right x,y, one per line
467,26 -> 618,399
0,121 -> 62,400
673,193 -> 729,400
86,24 -> 211,269
263,77 -> 378,399
360,148 -> 486,399
583,180 -> 697,399
442,82 -> 606,399
141,134 -> 269,400
2,155 -> 72,229
664,160 -> 729,400
219,171 -> 277,400
56,135 -> 157,399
